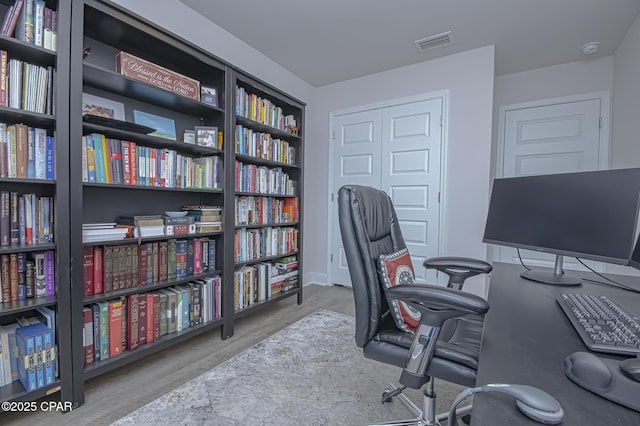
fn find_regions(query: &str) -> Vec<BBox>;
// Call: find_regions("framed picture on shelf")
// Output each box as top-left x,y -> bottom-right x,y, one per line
200,86 -> 217,107
82,93 -> 126,120
195,126 -> 218,148
133,110 -> 177,140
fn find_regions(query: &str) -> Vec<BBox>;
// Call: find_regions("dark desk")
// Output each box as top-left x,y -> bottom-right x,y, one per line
471,262 -> 640,425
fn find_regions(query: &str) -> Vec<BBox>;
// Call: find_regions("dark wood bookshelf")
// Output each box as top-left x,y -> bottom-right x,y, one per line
0,177 -> 56,185
0,34 -> 57,66
0,106 -> 55,127
83,316 -> 224,380
235,191 -> 297,198
81,232 -> 224,247
82,269 -> 223,304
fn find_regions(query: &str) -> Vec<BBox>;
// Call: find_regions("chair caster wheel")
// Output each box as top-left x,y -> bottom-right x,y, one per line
381,390 -> 394,404
461,414 -> 472,425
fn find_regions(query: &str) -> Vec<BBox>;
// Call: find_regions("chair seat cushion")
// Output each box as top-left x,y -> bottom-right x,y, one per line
378,248 -> 421,332
369,312 -> 483,382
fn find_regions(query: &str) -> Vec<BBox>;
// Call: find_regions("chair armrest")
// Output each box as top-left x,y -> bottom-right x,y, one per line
386,283 -> 490,327
423,257 -> 493,290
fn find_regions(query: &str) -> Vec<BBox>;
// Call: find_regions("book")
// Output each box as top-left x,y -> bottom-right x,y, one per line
83,246 -> 94,296
82,307 -> 94,366
108,299 -> 123,357
32,251 -> 45,297
15,322 -> 43,391
98,301 -> 109,361
91,304 -> 100,363
0,322 -> 19,383
125,294 -> 138,350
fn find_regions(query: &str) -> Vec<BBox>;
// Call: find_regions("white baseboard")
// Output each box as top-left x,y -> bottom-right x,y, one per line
303,272 -> 328,286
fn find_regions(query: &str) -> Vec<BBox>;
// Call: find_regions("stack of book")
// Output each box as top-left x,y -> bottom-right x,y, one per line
163,214 -> 195,237
82,223 -> 128,243
116,215 -> 165,238
182,205 -> 222,232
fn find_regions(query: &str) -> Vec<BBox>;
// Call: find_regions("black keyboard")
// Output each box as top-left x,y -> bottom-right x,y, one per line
557,293 -> 640,356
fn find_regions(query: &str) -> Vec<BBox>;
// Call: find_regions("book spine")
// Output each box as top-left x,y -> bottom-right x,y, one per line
83,307 -> 94,366
15,123 -> 27,178
137,294 -> 147,346
17,252 -> 26,300
146,293 -> 154,343
26,126 -> 35,178
125,294 -> 138,350
83,246 -> 93,296
25,259 -> 34,298
44,250 -> 53,295
152,242 -> 159,283
108,300 -> 123,357
92,246 -> 103,294
43,328 -> 53,385
1,254 -> 10,302
92,304 -> 100,363
99,302 -> 109,360
45,135 -> 53,180
9,253 -> 17,301
9,191 -> 18,245
129,141 -> 137,185
35,127 -> 46,179
0,191 -> 8,246
159,241 -> 167,282
0,50 -> 6,107
33,251 -> 44,297
167,239 -> 176,280
158,292 -> 167,336
121,140 -> 130,185
186,239 -> 194,276
103,245 -> 113,293
85,134 -> 96,183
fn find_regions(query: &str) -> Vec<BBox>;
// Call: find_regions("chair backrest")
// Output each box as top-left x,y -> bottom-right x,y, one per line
338,185 -> 407,348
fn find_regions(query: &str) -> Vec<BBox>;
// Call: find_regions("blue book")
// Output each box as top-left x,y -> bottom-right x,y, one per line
180,286 -> 190,330
34,331 -> 44,388
42,327 -> 54,385
45,135 -> 54,180
17,252 -> 26,300
92,134 -> 106,184
27,127 -> 35,178
35,306 -> 57,380
92,303 -> 101,362
15,323 -> 48,391
98,301 -> 109,361
85,134 -> 96,183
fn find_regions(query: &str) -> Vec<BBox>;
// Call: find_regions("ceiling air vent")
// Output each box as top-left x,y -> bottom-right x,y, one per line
414,31 -> 452,52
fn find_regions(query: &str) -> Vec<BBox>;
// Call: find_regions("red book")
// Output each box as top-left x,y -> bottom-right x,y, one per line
108,300 -> 123,357
152,293 -> 160,339
129,141 -> 137,185
93,246 -> 103,294
9,252 -> 17,302
121,140 -> 130,184
152,242 -> 159,283
194,238 -> 202,275
146,293 -> 154,343
125,294 -> 139,350
83,246 -> 94,296
138,295 -> 147,346
83,307 -> 94,366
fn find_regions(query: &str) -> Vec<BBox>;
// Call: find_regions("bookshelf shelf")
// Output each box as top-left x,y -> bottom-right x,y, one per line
0,295 -> 57,316
233,289 -> 299,319
82,122 -> 224,156
0,380 -> 61,403
235,250 -> 299,266
82,269 -> 223,304
82,183 -> 223,193
235,222 -> 298,229
235,191 -> 297,198
81,232 -> 224,247
234,153 -> 300,170
0,34 -> 57,66
235,115 -> 300,141
83,63 -> 224,117
83,316 -> 225,380
0,243 -> 57,254
0,177 -> 56,185
0,106 -> 55,127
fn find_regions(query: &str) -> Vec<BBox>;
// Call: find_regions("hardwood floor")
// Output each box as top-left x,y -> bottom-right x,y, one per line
1,284 -> 357,425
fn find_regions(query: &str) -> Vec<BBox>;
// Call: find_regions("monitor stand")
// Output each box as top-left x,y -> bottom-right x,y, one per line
520,255 -> 582,286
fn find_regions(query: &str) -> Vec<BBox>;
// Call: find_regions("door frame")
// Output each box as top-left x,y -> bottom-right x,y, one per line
496,91 -> 611,178
327,91 -> 450,286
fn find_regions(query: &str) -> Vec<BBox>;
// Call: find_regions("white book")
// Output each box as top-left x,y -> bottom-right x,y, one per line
34,0 -> 44,47
34,127 -> 46,179
0,123 -> 6,177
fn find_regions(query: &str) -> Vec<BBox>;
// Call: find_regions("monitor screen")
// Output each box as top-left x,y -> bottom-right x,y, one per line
483,168 -> 640,283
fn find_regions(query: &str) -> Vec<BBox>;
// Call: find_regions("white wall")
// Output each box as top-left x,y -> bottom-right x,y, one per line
613,13 -> 640,169
312,46 -> 495,296
493,57 -> 614,177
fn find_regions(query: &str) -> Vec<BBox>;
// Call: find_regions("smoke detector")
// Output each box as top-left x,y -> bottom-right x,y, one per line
581,42 -> 600,55
414,31 -> 453,52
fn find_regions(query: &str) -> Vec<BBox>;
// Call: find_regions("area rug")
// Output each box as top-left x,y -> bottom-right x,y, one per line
111,310 -> 464,425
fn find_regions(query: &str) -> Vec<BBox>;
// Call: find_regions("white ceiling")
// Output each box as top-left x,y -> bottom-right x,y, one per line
179,0 -> 640,87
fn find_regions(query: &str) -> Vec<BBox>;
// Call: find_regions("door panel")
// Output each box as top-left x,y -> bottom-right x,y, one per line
331,110 -> 382,286
382,99 -> 442,284
498,98 -> 603,269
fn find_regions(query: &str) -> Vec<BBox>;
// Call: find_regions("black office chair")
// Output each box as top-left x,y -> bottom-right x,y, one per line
338,185 -> 492,425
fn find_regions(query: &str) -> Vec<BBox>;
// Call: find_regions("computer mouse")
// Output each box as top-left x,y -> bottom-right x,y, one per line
619,357 -> 640,382
565,351 -> 613,389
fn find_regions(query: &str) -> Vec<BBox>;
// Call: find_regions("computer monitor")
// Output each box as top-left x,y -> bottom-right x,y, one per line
483,168 -> 640,285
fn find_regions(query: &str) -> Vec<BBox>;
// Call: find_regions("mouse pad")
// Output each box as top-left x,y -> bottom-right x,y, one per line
565,351 -> 640,413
